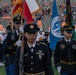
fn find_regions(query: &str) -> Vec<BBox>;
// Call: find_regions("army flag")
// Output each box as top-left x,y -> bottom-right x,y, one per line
49,0 -> 62,51
65,0 -> 73,26
12,4 -> 22,16
23,0 -> 33,24
65,0 -> 76,40
12,0 -> 22,16
12,0 -> 22,5
23,0 -> 40,24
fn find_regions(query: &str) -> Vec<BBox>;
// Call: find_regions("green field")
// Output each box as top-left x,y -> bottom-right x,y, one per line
0,66 -> 60,75
0,66 -> 6,75
0,57 -> 60,75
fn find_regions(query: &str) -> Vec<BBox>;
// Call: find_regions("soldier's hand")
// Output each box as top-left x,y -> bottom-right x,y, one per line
57,66 -> 61,73
19,26 -> 24,33
16,40 -> 22,47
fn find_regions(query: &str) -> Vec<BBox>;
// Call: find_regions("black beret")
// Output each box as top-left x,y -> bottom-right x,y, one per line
24,23 -> 40,33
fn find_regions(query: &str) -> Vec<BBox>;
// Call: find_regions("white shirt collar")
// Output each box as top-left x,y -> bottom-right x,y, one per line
27,41 -> 36,48
64,37 -> 71,42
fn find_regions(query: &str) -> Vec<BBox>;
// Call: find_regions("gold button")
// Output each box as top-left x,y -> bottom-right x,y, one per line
68,55 -> 70,57
31,68 -> 33,70
31,62 -> 33,64
31,56 -> 33,58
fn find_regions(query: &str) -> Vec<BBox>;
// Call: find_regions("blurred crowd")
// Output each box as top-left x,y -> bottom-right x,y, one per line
0,4 -> 11,17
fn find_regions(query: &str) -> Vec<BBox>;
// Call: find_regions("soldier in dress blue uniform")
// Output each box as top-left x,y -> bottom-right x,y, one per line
2,14 -> 23,75
14,23 -> 54,75
54,26 -> 76,75
2,25 -> 14,75
41,31 -> 53,58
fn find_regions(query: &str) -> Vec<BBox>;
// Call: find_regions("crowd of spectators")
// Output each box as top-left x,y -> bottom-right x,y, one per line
0,4 -> 11,17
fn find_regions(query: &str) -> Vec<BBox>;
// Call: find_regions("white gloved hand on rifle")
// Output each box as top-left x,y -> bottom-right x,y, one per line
16,40 -> 22,47
57,66 -> 62,73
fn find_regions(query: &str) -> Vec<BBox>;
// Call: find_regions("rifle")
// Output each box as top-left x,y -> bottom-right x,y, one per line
19,33 -> 25,75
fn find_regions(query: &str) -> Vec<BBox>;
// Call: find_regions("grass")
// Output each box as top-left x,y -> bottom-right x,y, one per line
52,57 -> 60,75
53,67 -> 60,75
0,66 -> 6,75
0,65 -> 60,75
0,58 -> 60,75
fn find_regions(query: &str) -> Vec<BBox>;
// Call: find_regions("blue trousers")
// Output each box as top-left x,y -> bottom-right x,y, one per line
5,64 -> 15,75
61,72 -> 76,75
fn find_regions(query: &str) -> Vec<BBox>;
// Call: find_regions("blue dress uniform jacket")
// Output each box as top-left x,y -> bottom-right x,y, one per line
2,29 -> 19,65
14,42 -> 54,75
41,38 -> 52,58
54,38 -> 76,73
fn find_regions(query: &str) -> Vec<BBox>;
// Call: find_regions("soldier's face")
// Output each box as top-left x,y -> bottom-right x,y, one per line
24,32 -> 38,43
14,23 -> 20,29
64,31 -> 72,40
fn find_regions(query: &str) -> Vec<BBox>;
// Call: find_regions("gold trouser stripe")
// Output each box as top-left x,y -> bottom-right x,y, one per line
60,60 -> 76,65
24,71 -> 45,75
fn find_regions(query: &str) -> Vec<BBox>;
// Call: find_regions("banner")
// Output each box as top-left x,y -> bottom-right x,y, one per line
23,0 -> 33,24
12,4 -> 22,16
49,0 -> 62,51
12,0 -> 22,16
23,0 -> 40,24
12,0 -> 22,5
25,0 -> 40,14
65,0 -> 73,26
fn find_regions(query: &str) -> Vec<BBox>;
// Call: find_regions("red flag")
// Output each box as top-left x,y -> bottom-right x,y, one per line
23,0 -> 33,24
12,4 -> 22,16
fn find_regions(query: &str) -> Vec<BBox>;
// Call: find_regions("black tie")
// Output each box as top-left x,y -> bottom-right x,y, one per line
67,41 -> 69,44
30,47 -> 34,49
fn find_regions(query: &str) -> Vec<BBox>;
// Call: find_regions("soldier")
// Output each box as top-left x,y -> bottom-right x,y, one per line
54,26 -> 76,75
2,23 -> 15,75
14,23 -> 54,75
2,14 -> 23,75
41,31 -> 53,58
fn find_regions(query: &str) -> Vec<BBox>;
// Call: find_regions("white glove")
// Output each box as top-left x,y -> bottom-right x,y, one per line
16,40 -> 22,47
19,26 -> 24,33
57,66 -> 62,73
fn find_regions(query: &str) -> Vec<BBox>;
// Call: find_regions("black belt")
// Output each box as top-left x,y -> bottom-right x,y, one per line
60,60 -> 76,65
24,71 -> 45,75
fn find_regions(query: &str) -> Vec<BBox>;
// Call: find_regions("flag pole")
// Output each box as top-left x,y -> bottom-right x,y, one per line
19,0 -> 25,75
11,1 -> 14,31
